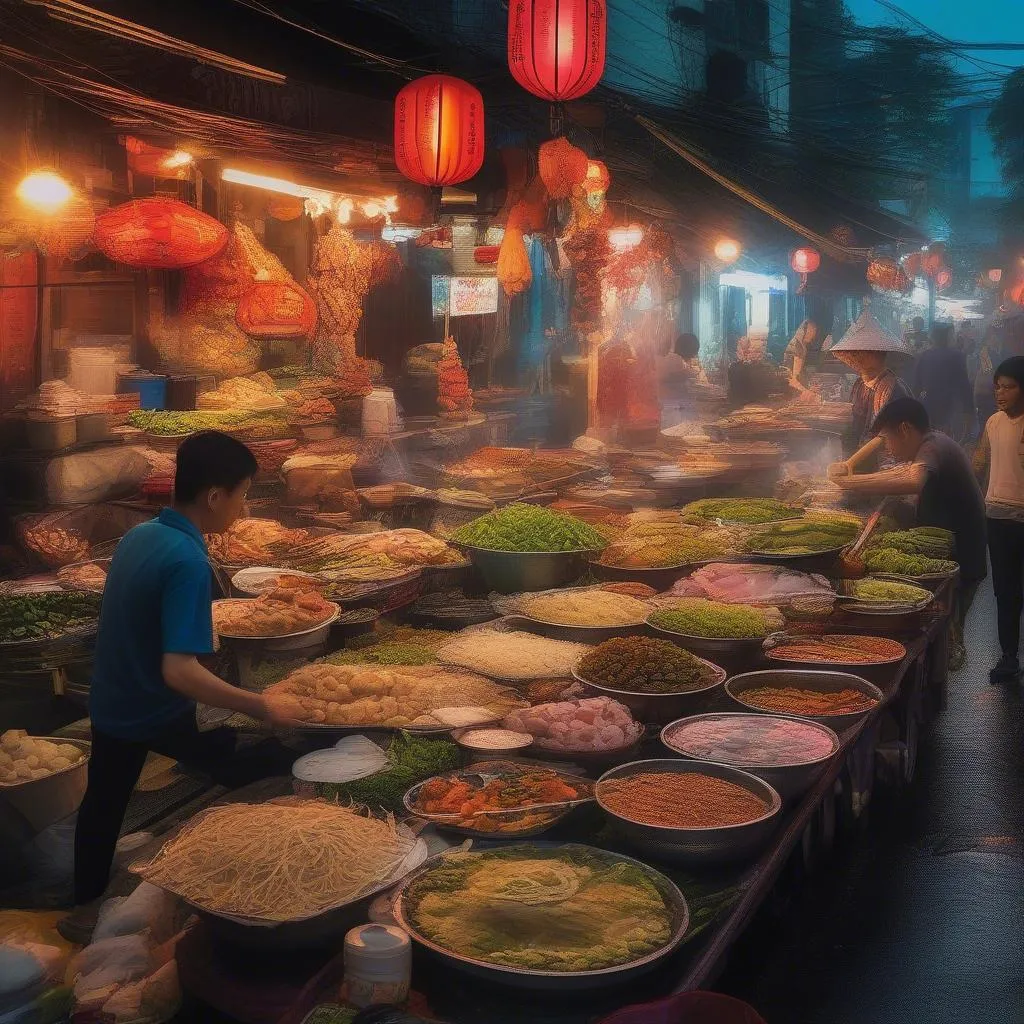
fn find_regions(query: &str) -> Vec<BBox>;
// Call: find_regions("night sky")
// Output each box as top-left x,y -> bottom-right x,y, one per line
847,0 -> 1023,72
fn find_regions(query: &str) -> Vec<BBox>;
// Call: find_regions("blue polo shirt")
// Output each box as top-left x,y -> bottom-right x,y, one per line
90,508 -> 215,740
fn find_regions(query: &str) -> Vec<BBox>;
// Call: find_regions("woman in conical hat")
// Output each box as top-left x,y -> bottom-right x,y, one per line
831,306 -> 913,453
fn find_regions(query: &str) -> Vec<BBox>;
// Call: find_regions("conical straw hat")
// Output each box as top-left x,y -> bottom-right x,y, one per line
830,307 -> 911,355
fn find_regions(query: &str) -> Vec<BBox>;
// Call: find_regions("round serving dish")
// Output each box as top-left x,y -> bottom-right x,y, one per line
230,566 -> 322,598
595,758 -> 782,866
645,615 -> 767,670
392,842 -> 689,990
725,669 -> 883,729
744,544 -> 848,569
509,613 -> 648,645
762,633 -> 906,672
588,559 -> 707,592
455,545 -> 600,594
660,712 -> 840,802
212,599 -> 339,652
571,656 -> 727,725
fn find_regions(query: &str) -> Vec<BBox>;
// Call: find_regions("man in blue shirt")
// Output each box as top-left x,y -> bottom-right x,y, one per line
74,431 -> 297,904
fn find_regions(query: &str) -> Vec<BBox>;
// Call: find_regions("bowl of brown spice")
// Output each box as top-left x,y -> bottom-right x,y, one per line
595,758 -> 782,865
725,669 -> 883,729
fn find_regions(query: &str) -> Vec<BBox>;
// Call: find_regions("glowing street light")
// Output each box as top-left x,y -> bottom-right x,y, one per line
714,238 -> 740,264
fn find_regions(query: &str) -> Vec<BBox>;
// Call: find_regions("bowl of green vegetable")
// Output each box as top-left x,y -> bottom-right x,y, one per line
572,637 -> 727,724
0,590 -> 102,653
646,599 -> 784,669
451,503 -> 607,593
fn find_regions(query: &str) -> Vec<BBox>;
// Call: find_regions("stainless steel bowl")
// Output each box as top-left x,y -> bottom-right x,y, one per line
456,546 -> 600,594
725,669 -> 883,729
571,656 -> 727,725
660,712 -> 840,802
588,559 -> 703,592
646,617 -> 766,669
509,614 -> 647,645
595,759 -> 782,866
392,841 -> 689,991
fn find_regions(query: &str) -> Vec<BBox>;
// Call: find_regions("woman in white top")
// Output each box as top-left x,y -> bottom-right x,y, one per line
973,355 -> 1024,683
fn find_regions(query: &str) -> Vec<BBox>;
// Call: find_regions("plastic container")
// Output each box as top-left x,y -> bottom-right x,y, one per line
343,924 -> 411,1008
68,346 -> 121,395
117,371 -> 168,410
25,414 -> 76,451
75,411 -> 110,444
362,388 -> 402,435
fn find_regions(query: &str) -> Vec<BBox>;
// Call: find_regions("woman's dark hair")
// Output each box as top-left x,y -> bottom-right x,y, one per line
174,431 -> 258,503
994,355 -> 1024,390
674,333 -> 700,360
872,396 -> 930,435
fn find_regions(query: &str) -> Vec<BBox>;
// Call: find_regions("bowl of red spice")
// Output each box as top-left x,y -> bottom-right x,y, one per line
724,670 -> 883,729
595,759 -> 782,865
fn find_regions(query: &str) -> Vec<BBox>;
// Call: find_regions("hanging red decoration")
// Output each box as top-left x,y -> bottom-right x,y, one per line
123,137 -> 191,180
539,137 -> 590,199
867,258 -> 910,294
94,199 -> 228,269
508,0 -> 607,102
584,160 -> 610,194
235,281 -> 317,338
921,244 -> 946,278
394,75 -> 484,188
0,251 -> 39,405
790,247 -> 820,275
1006,280 -> 1024,306
935,268 -> 953,291
987,268 -> 1003,285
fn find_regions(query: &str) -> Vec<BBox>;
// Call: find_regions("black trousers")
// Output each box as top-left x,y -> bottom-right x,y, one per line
987,516 -> 1024,659
74,711 -> 294,904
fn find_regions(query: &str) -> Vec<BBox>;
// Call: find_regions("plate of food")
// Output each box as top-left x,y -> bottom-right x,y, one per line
403,763 -> 593,837
212,590 -> 339,646
392,843 -> 689,989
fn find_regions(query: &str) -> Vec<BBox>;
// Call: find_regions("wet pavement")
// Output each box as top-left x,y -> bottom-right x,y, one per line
720,581 -> 1024,1023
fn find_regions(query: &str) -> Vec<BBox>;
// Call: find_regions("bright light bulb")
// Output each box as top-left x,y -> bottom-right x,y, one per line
16,171 -> 72,213
336,198 -> 354,224
608,225 -> 643,250
162,151 -> 193,170
714,238 -> 741,264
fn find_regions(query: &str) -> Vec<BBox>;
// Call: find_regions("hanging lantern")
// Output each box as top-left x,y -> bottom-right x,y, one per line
901,252 -> 923,279
867,257 -> 910,294
922,243 -> 946,278
790,247 -> 820,275
508,0 -> 607,102
394,75 -> 484,188
987,268 -> 1003,285
236,281 -> 317,338
94,198 -> 228,269
1006,280 -> 1024,306
124,137 -> 192,180
935,267 -> 953,291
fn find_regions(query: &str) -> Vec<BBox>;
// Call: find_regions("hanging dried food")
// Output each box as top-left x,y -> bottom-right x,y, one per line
365,238 -> 402,288
538,137 -> 589,200
436,336 -> 474,420
236,281 -> 317,338
563,225 -> 609,330
507,176 -> 549,233
308,224 -> 374,388
152,308 -> 260,377
866,258 -> 910,295
497,226 -> 532,296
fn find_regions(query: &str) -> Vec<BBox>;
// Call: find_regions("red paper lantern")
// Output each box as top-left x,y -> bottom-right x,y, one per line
236,281 -> 317,338
508,0 -> 607,102
790,247 -> 821,275
394,75 -> 484,188
987,268 -> 1003,285
94,199 -> 228,269
867,258 -> 910,294
124,137 -> 191,180
1006,280 -> 1024,306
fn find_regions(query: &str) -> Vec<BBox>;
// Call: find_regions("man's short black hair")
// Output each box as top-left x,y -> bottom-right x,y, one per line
674,333 -> 700,360
872,396 -> 930,435
174,431 -> 258,504
994,355 -> 1024,390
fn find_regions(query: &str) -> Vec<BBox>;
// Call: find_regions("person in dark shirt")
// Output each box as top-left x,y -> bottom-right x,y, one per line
829,397 -> 987,668
913,322 -> 977,438
73,431 -> 301,906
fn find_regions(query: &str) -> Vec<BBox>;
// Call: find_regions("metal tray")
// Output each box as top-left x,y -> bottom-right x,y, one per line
392,842 -> 690,990
572,655 -> 727,726
763,633 -> 907,671
403,762 -> 593,839
595,758 -> 782,866
660,712 -> 840,802
507,613 -> 648,645
645,616 -> 767,668
725,669 -> 884,729
212,600 -> 340,650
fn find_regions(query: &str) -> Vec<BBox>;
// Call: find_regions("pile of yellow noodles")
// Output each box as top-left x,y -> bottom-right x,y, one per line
137,799 -> 415,921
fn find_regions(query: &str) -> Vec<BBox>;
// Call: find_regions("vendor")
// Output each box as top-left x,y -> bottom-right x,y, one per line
783,318 -> 821,397
828,396 -> 987,668
74,431 -> 300,906
658,332 -> 706,429
828,310 -> 913,456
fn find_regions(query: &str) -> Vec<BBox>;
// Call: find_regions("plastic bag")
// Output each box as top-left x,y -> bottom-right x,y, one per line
92,882 -> 175,944
69,934 -> 152,997
45,448 -> 151,505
